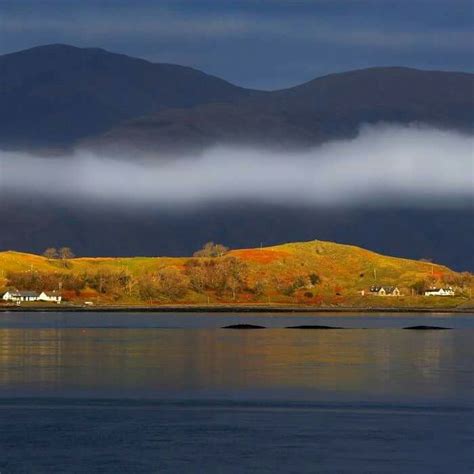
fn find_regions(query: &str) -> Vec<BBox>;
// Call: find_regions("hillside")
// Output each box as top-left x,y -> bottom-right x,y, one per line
0,44 -> 257,149
1,240 -> 472,309
89,66 -> 474,154
1,45 -> 472,152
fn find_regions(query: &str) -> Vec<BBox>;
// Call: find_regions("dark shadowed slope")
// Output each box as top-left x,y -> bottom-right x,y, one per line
0,44 -> 257,149
90,67 -> 474,154
1,44 -> 472,152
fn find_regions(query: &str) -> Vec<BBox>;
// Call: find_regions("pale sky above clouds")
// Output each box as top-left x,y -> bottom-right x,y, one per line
0,0 -> 473,89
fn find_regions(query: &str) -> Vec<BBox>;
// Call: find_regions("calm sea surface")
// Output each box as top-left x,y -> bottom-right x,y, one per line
0,311 -> 473,473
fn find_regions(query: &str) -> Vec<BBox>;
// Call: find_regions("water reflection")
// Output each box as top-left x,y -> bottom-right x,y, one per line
0,328 -> 472,402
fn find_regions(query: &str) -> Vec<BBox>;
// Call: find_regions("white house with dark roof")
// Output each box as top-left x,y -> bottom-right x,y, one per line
424,287 -> 455,296
2,290 -> 40,302
370,286 -> 401,296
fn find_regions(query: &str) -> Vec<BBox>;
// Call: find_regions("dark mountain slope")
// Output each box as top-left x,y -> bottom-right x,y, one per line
90,67 -> 474,153
268,66 -> 473,137
1,45 -> 472,152
0,44 -> 257,149
88,102 -> 318,155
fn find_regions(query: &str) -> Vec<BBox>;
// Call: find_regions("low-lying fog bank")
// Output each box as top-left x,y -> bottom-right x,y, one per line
1,124 -> 473,208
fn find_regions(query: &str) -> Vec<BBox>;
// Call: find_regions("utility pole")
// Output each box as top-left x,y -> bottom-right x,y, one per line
373,268 -> 377,284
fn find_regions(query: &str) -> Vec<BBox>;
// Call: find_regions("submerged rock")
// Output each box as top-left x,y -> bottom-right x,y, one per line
222,324 -> 266,329
403,325 -> 451,330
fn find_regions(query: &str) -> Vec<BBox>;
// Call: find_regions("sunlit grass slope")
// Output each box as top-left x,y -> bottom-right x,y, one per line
231,240 -> 453,289
0,240 -> 471,308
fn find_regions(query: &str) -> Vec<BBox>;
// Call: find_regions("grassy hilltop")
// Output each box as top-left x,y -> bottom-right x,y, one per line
0,240 -> 472,309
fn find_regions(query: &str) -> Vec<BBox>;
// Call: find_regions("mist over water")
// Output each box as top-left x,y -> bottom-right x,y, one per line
0,124 -> 473,208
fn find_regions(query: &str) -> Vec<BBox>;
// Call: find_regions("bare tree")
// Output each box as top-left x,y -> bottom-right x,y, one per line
136,268 -> 188,302
43,248 -> 58,259
156,267 -> 189,300
185,260 -> 207,292
185,256 -> 248,299
137,274 -> 161,303
58,247 -> 75,268
215,257 -> 248,299
193,242 -> 229,258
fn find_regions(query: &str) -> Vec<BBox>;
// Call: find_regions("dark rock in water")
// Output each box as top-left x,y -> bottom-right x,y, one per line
403,325 -> 451,330
222,324 -> 266,329
286,325 -> 343,329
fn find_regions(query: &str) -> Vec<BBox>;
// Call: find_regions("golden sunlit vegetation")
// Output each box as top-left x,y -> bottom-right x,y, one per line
0,240 -> 472,309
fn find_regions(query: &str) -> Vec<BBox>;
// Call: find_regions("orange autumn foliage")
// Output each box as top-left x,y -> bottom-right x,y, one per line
230,249 -> 289,264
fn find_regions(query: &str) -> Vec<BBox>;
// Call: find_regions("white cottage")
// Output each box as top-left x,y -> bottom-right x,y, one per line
370,286 -> 401,296
424,287 -> 455,296
2,290 -> 40,302
38,291 -> 62,304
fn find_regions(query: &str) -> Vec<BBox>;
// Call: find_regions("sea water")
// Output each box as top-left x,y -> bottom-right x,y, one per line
0,312 -> 473,473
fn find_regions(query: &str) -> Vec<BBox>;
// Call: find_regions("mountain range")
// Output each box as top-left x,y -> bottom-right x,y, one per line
91,64 -> 473,156
0,44 -> 259,149
0,44 -> 473,269
1,44 -> 473,152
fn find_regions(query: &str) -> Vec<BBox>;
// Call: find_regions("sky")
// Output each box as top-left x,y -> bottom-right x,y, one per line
0,0 -> 473,89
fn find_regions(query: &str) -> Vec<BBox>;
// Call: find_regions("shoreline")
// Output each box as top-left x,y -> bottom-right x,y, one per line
0,304 -> 473,314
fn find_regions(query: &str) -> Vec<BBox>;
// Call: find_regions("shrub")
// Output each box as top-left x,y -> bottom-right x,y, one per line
193,242 -> 229,258
308,273 -> 321,285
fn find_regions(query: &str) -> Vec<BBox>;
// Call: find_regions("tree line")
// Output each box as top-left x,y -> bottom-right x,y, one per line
4,258 -> 248,301
4,242 -> 322,302
43,247 -> 75,268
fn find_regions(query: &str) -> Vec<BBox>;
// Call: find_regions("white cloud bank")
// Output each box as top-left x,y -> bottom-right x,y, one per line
0,124 -> 473,208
